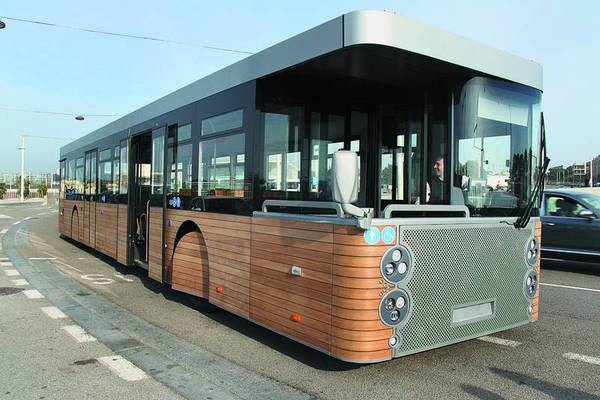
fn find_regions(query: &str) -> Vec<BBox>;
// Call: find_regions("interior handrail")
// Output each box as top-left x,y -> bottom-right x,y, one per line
261,200 -> 344,218
383,204 -> 470,219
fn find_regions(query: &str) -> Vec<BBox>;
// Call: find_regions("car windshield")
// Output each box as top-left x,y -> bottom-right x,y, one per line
579,194 -> 600,212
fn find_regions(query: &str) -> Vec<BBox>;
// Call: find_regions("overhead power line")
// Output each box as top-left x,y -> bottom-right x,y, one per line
1,16 -> 255,55
0,106 -> 120,117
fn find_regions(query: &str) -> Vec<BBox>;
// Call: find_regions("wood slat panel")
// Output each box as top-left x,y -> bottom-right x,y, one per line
250,218 -> 333,355
330,225 -> 392,362
117,204 -> 128,265
94,203 -> 118,259
172,230 -> 209,298
148,207 -> 163,282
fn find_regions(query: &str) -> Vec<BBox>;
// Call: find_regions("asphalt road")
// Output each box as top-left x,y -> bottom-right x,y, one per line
1,202 -> 599,399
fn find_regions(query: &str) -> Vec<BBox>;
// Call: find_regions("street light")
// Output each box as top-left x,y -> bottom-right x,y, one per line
75,115 -> 85,121
0,19 -> 6,29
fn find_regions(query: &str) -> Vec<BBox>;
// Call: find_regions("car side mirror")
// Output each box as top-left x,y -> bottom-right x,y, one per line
579,209 -> 596,220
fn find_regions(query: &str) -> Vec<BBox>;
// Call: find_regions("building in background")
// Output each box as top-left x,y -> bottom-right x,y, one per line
592,155 -> 600,186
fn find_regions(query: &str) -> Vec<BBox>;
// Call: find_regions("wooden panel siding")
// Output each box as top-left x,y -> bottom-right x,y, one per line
58,199 -> 68,237
331,225 -> 393,362
94,203 -> 118,259
148,207 -> 164,282
171,231 -> 209,297
68,200 -> 84,242
250,217 -> 334,354
531,221 -> 542,322
164,209 -> 251,317
117,204 -> 129,265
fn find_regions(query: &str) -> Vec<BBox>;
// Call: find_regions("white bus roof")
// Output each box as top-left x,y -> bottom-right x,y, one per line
61,10 -> 542,156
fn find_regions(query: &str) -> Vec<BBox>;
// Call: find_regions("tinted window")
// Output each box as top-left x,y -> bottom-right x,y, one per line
545,195 -> 586,218
202,109 -> 243,136
198,133 -> 246,197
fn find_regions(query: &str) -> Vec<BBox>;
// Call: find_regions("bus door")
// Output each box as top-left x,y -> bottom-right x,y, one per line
377,104 -> 424,211
129,132 -> 153,267
84,149 -> 97,246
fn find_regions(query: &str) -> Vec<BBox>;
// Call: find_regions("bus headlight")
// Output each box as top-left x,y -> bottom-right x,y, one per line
380,245 -> 413,283
384,263 -> 395,276
526,238 -> 538,266
523,270 -> 538,299
379,289 -> 412,327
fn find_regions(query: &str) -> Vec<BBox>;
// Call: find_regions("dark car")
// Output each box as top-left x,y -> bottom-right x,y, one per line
540,190 -> 600,262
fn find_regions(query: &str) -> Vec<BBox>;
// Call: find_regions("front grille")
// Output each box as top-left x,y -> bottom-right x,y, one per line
394,223 -> 533,356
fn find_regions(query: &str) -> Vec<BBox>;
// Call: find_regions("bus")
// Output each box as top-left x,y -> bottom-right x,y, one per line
58,10 -> 546,363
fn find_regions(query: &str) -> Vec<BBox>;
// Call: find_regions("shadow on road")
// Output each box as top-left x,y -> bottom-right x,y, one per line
61,235 -> 361,372
542,258 -> 600,276
487,367 -> 600,400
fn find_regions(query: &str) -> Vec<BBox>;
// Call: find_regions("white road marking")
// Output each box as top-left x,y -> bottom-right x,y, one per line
563,352 -> 600,366
11,279 -> 29,286
41,306 -> 67,319
62,325 -> 97,343
23,216 -> 32,221
23,289 -> 44,299
0,228 -> 8,234
476,335 -> 521,348
114,273 -> 134,282
1,261 -> 13,267
37,212 -> 47,216
51,210 -> 58,213
82,274 -> 114,285
28,257 -> 57,261
4,269 -> 20,276
540,283 -> 600,294
0,214 -> 13,219
52,259 -> 82,273
0,257 -> 9,261
98,355 -> 146,381
12,221 -> 21,225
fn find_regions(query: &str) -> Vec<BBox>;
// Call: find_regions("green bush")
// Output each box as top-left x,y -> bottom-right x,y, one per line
37,181 -> 48,198
0,182 -> 5,200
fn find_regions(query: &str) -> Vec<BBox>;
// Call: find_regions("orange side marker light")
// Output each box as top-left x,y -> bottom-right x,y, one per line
216,286 -> 224,294
290,313 -> 301,322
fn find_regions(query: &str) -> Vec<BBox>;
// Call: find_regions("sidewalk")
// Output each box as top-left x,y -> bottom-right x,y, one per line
0,198 -> 46,205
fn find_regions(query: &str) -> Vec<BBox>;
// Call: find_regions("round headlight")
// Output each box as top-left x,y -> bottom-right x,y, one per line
396,296 -> 406,309
526,238 -> 538,266
385,298 -> 395,311
384,263 -> 395,275
523,270 -> 538,298
389,336 -> 398,347
380,245 -> 413,284
379,289 -> 412,327
397,262 -> 408,275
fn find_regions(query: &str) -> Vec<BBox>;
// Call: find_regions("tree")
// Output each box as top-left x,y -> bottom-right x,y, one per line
38,181 -> 48,198
0,182 -> 5,200
17,176 -> 30,198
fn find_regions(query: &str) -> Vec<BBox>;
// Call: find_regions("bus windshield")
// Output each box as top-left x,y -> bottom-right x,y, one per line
454,77 -> 542,217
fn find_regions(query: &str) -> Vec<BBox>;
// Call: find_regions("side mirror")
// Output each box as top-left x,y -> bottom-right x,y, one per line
579,209 -> 596,220
331,150 -> 359,205
331,151 -> 372,229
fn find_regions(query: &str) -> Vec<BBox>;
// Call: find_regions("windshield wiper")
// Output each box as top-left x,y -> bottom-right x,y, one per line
515,112 -> 550,229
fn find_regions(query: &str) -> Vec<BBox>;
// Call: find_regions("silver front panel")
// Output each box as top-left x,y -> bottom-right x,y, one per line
394,223 -> 533,356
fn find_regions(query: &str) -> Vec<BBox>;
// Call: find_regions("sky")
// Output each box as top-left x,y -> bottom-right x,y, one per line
1,0 -> 598,173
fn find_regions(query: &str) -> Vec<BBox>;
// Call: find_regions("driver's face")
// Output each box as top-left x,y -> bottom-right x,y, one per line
433,158 -> 444,178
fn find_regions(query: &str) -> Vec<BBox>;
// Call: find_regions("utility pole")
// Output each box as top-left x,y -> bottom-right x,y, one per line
19,134 -> 25,202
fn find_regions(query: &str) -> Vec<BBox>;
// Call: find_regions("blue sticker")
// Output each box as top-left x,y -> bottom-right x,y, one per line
381,226 -> 396,244
364,227 -> 381,245
168,218 -> 172,227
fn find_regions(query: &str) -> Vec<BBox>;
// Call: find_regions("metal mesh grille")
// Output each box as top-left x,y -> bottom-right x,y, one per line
395,223 -> 533,356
